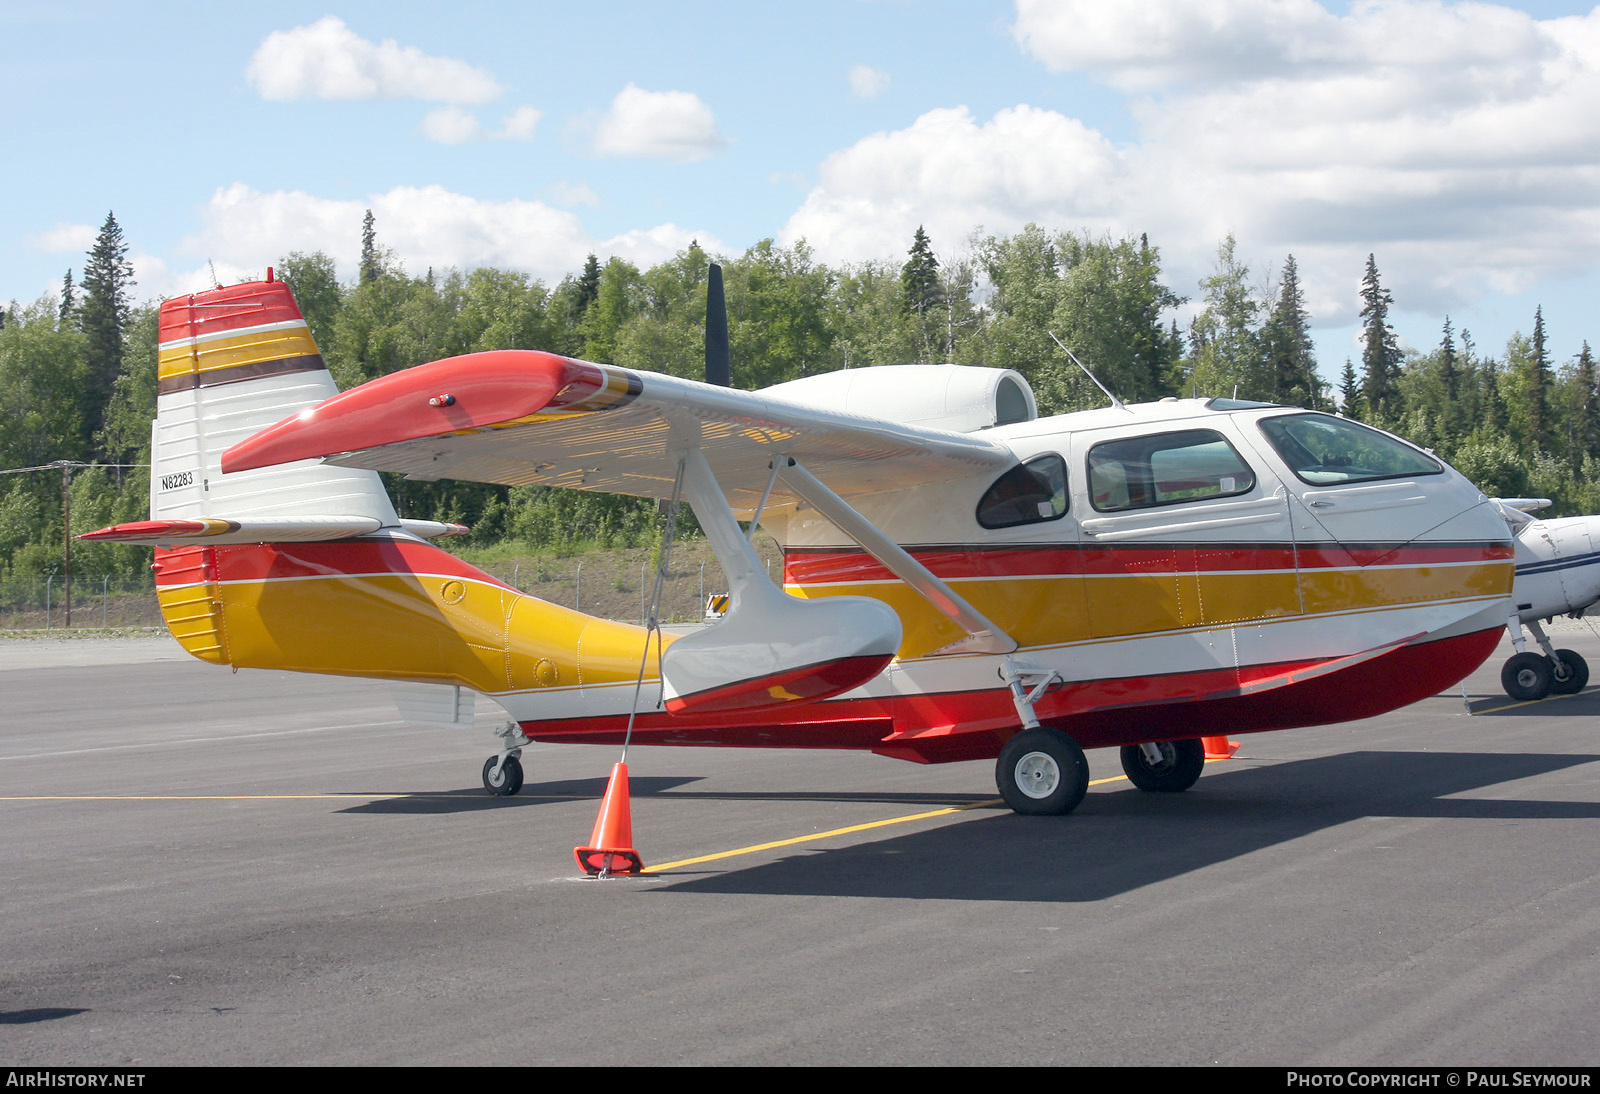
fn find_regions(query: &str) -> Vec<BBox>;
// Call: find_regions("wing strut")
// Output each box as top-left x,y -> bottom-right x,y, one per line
652,445 -> 901,714
774,457 -> 1018,656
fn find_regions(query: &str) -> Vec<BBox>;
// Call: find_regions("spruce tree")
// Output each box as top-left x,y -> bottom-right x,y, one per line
360,209 -> 380,285
1359,254 -> 1401,420
1262,254 -> 1316,406
573,253 -> 602,321
79,212 -> 135,456
1574,341 -> 1599,461
1435,317 -> 1462,436
1339,358 -> 1361,417
1526,305 -> 1553,451
900,226 -> 941,319
59,269 -> 76,325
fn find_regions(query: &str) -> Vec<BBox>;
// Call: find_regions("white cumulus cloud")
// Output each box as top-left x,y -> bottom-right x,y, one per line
421,106 -> 485,145
498,106 -> 542,141
29,223 -> 98,254
162,183 -> 723,300
848,64 -> 891,99
246,16 -> 502,103
420,105 -> 542,145
784,1 -> 1600,326
590,83 -> 726,162
784,105 -> 1122,263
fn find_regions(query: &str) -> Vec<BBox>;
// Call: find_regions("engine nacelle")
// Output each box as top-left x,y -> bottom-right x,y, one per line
761,364 -> 1037,434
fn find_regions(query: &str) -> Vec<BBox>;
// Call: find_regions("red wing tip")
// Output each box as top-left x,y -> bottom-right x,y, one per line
78,520 -> 206,541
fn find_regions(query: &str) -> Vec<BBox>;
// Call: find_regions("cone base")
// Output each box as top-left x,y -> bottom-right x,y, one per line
574,847 -> 645,876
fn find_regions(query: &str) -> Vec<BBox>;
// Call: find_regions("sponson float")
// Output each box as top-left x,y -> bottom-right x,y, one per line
87,272 -> 1516,815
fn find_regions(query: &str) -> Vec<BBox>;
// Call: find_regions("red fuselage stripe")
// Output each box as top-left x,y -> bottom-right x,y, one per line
153,540 -> 512,588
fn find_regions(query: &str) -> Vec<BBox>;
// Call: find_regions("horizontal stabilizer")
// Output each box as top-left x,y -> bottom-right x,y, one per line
79,516 -> 467,545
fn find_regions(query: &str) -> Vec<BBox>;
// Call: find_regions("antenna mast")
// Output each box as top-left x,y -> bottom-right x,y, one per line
1048,332 -> 1127,412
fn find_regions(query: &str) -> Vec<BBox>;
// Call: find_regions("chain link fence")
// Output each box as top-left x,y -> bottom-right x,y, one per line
468,537 -> 784,626
0,574 -> 163,630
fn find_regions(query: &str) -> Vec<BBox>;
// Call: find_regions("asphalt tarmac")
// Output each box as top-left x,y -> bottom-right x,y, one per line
1,628 -> 1598,1066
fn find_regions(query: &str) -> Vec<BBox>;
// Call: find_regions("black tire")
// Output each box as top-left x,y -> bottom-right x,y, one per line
1119,738 -> 1205,792
482,754 -> 524,796
1550,649 -> 1589,694
1502,652 -> 1554,701
995,728 -> 1089,816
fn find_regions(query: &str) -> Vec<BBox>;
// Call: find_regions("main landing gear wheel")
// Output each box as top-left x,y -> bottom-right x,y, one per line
996,727 -> 1090,816
1550,649 -> 1589,695
1119,738 -> 1205,793
482,754 -> 524,797
1502,652 -> 1554,701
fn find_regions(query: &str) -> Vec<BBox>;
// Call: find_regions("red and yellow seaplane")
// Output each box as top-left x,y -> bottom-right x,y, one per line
86,271 -> 1514,816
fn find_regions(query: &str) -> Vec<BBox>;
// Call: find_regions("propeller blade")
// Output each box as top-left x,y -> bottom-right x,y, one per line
705,263 -> 730,387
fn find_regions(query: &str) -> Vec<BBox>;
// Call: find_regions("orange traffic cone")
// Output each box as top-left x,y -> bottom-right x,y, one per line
1203,736 -> 1240,759
574,761 -> 644,876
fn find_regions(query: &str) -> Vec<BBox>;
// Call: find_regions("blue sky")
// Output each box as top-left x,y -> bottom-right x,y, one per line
5,1 -> 1600,383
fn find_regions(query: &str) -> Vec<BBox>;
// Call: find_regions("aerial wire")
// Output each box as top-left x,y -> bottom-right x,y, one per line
620,456 -> 687,764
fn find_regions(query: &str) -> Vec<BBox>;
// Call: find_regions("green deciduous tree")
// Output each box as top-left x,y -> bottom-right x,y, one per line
277,251 -> 343,354
1185,235 -> 1264,401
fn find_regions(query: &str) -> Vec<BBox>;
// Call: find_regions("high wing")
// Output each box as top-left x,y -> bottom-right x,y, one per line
222,350 -> 1016,511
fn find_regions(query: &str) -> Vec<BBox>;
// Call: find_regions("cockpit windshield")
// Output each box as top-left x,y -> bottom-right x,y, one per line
1258,414 -> 1441,485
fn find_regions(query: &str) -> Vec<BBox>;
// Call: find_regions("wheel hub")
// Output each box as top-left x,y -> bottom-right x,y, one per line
1014,752 -> 1061,799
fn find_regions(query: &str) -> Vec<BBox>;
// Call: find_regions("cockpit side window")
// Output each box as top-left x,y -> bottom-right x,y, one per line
1088,429 -> 1256,512
1258,414 -> 1441,485
977,454 -> 1069,529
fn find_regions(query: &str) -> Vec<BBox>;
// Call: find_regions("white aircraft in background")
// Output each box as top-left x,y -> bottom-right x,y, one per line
1492,498 -> 1600,699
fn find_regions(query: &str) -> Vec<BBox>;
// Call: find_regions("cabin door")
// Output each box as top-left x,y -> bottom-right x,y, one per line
1072,424 -> 1299,641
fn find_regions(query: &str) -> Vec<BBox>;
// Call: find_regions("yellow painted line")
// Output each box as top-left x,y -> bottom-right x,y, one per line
646,772 -> 1135,873
1470,687 -> 1590,715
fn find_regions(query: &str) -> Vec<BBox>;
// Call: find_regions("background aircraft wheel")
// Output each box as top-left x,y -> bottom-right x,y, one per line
1119,738 -> 1205,792
996,727 -> 1089,816
1550,649 -> 1589,694
482,755 -> 524,796
1502,652 -> 1554,701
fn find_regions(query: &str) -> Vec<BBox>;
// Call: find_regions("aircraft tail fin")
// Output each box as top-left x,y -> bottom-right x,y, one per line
147,272 -> 397,529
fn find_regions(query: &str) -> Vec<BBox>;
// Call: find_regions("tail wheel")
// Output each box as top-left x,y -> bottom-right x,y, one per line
1502,652 -> 1553,701
1550,649 -> 1589,694
482,755 -> 524,797
996,727 -> 1089,816
1119,738 -> 1205,792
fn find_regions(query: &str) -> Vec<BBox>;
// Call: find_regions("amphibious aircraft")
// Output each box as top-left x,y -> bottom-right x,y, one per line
85,272 -> 1516,815
1491,498 -> 1600,699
